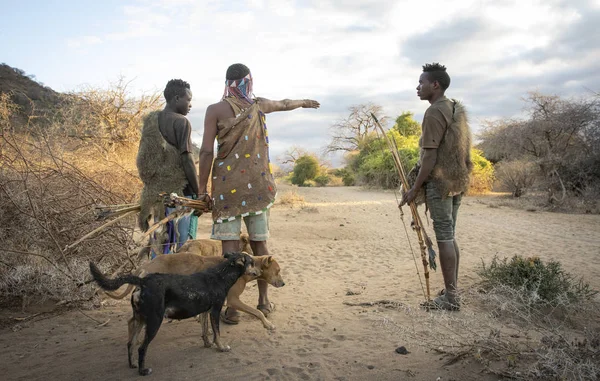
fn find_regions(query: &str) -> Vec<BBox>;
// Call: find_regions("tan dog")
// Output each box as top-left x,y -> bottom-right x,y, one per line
177,233 -> 252,256
104,253 -> 284,331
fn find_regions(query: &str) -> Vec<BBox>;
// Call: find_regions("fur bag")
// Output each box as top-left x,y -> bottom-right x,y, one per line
136,111 -> 188,231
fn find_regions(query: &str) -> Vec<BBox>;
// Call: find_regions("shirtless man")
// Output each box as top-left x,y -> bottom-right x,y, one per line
197,63 -> 319,323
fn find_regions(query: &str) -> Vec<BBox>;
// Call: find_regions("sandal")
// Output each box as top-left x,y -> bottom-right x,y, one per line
420,295 -> 460,311
220,307 -> 240,325
257,302 -> 276,317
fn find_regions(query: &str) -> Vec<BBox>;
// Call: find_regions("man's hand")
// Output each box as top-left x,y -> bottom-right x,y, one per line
198,193 -> 212,212
302,99 -> 320,109
400,187 -> 419,207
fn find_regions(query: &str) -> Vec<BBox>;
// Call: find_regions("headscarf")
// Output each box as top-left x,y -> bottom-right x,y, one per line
222,73 -> 254,103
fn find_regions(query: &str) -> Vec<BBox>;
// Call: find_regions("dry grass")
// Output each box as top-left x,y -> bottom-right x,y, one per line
276,189 -> 306,207
474,192 -> 600,215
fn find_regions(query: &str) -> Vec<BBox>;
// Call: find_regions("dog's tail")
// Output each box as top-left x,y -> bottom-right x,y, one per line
103,267 -> 145,299
103,282 -> 137,300
89,262 -> 143,291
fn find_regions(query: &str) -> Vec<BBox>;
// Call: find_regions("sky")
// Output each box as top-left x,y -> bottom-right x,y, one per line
2,0 -> 600,167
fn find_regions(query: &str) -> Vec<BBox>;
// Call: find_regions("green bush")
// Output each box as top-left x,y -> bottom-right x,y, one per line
314,174 -> 330,187
350,131 -> 420,188
339,130 -> 494,191
291,155 -> 319,186
333,168 -> 356,186
342,173 -> 355,186
469,148 -> 495,194
330,110 -> 497,191
478,255 -> 597,305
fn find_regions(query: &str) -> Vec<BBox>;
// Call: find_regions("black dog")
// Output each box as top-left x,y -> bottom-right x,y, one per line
89,252 -> 258,376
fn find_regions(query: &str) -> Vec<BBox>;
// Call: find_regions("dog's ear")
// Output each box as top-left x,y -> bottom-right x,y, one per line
224,252 -> 234,260
234,254 -> 249,267
262,256 -> 274,268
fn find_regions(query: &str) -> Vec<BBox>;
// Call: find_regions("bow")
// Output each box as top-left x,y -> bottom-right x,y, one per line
370,113 -> 436,303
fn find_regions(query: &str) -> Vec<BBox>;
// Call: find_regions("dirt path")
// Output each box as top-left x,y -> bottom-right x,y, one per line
2,185 -> 599,381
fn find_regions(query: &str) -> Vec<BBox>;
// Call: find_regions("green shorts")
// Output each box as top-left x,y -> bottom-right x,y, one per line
210,210 -> 270,241
425,182 -> 462,242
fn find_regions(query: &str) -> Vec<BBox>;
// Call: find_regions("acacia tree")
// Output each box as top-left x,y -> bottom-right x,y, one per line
479,92 -> 600,202
326,103 -> 389,153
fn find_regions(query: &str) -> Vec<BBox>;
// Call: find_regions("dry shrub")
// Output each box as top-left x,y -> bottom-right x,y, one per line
275,190 -> 305,207
479,93 -> 600,207
372,256 -> 599,380
0,130 -> 141,306
0,78 -> 164,308
67,76 -> 162,151
375,287 -> 600,380
495,160 -> 537,197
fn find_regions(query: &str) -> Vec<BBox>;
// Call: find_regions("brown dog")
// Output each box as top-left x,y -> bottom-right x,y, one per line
177,233 -> 252,256
104,252 -> 284,331
117,234 -> 250,297
140,234 -> 251,260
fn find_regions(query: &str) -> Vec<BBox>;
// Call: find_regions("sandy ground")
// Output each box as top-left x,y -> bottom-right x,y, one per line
1,184 -> 600,381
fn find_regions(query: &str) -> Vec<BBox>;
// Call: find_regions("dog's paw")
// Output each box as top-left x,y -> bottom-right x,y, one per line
218,345 -> 231,352
202,339 -> 213,348
265,322 -> 276,331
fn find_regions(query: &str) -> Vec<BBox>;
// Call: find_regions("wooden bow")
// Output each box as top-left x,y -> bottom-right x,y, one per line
370,113 -> 436,303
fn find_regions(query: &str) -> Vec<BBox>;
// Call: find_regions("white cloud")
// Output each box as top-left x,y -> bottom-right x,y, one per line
107,5 -> 173,40
66,35 -> 102,49
56,0 -> 600,167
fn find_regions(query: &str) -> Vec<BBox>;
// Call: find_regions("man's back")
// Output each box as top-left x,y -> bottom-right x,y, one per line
208,99 -> 251,129
158,110 -> 193,154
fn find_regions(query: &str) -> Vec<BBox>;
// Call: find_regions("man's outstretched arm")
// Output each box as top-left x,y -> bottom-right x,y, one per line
255,98 -> 320,114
